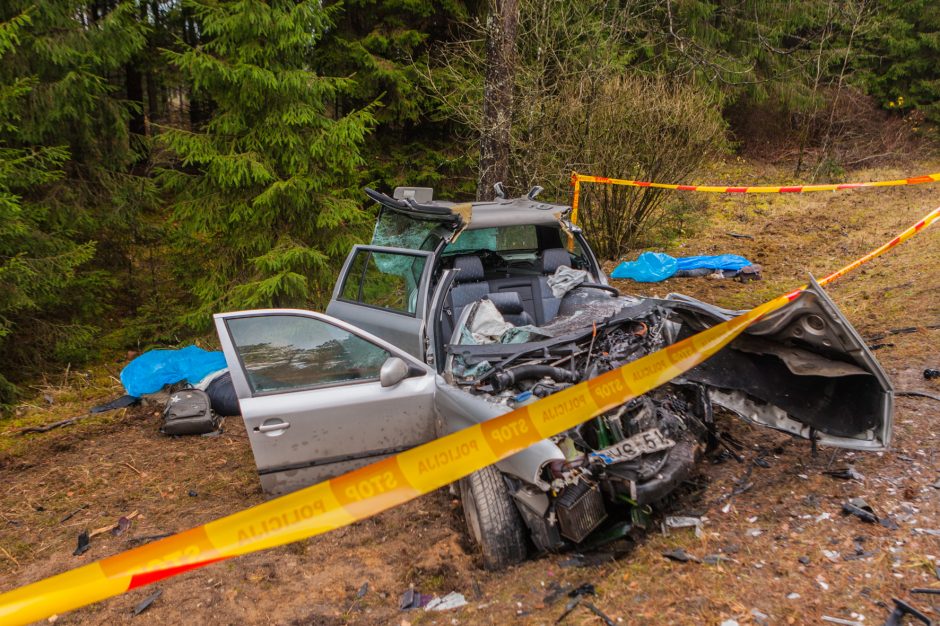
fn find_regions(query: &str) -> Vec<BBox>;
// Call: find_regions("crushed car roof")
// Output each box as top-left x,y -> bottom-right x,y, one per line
364,187 -> 572,230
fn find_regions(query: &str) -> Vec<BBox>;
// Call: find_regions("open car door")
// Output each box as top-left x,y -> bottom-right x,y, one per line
214,309 -> 438,495
326,245 -> 434,359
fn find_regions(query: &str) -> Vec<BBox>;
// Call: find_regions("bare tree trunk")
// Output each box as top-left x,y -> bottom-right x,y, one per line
126,62 -> 146,137
477,0 -> 519,201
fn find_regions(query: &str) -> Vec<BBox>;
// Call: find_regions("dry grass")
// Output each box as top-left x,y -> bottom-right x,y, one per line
1,159 -> 938,625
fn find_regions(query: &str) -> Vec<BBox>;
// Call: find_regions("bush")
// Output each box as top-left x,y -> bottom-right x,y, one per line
524,74 -> 727,259
430,1 -> 728,259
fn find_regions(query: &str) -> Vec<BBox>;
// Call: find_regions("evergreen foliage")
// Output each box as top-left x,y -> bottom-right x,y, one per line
0,3 -> 151,404
315,0 -> 476,191
853,0 -> 940,121
0,0 -> 937,408
159,0 -> 377,326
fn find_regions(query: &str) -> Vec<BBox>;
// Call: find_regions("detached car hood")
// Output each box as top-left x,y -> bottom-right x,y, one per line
666,277 -> 892,450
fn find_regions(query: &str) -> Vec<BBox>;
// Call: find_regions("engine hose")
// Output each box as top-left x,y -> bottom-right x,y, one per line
492,365 -> 578,392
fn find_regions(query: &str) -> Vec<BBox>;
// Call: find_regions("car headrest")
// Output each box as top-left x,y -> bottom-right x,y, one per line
485,292 -> 524,315
541,248 -> 571,274
453,255 -> 485,283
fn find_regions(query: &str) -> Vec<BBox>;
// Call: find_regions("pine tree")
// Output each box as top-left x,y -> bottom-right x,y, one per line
160,0 -> 377,326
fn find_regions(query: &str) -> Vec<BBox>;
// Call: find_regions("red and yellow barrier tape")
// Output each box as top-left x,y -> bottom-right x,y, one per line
1,208 -> 937,625
569,170 -> 940,226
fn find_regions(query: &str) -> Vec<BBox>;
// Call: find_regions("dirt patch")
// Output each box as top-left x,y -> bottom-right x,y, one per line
1,160 -> 939,625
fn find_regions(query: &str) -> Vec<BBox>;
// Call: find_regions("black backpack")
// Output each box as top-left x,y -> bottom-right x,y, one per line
161,389 -> 220,436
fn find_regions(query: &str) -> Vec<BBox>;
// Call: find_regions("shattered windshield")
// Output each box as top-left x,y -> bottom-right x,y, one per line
371,210 -> 447,252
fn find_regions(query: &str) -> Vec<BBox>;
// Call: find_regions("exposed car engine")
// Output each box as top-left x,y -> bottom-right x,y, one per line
445,291 -> 716,549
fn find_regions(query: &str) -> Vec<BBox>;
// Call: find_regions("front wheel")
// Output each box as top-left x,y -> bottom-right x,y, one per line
459,466 -> 528,571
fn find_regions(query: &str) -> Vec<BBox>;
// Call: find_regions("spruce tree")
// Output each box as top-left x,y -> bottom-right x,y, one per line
314,0 -> 475,190
0,3 -> 148,405
161,0 -> 376,325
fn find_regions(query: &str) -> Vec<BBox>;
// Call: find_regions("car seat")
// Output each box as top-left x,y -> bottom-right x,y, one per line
537,247 -> 572,323
441,255 -> 490,342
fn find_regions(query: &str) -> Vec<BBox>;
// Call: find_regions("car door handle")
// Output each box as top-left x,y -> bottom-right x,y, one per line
256,420 -> 290,433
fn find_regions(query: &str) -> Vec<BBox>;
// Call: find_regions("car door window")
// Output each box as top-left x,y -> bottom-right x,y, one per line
339,249 -> 427,315
226,315 -> 390,395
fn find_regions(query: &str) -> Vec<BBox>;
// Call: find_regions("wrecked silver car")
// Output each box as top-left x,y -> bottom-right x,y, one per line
213,186 -> 892,569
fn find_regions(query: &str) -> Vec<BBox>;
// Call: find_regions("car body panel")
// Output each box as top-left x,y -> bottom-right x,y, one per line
666,278 -> 892,449
214,309 -> 438,495
325,245 -> 434,359
432,382 -> 564,489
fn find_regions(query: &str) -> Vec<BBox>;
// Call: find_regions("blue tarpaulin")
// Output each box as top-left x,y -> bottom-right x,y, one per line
610,252 -> 678,282
120,346 -> 227,397
611,252 -> 754,282
675,254 -> 753,272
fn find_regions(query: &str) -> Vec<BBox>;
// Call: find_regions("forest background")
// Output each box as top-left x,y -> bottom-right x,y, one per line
1,0 -> 937,410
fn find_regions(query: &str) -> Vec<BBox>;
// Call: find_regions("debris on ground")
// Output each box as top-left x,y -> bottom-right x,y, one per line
59,505 -> 87,524
132,589 -> 162,616
567,583 -> 596,598
822,616 -> 864,626
342,581 -> 370,616
89,511 -> 139,539
822,550 -> 841,562
662,515 -> 703,537
73,531 -> 90,556
881,598 -> 931,625
842,538 -> 876,561
824,466 -> 865,481
842,498 -> 879,524
90,394 -> 140,413
542,581 -> 568,606
555,583 -> 614,626
924,368 -> 940,380
398,588 -> 432,610
703,554 -> 734,565
558,551 -> 617,568
581,601 -> 615,625
423,592 -> 467,611
112,515 -> 132,537
662,548 -> 700,563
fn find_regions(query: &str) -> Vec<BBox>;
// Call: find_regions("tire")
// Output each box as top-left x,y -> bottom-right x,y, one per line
459,465 -> 527,570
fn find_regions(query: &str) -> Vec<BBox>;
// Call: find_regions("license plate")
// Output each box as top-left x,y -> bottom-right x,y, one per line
590,429 -> 675,465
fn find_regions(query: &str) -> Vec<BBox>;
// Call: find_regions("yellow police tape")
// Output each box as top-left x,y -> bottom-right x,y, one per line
1,207 -> 937,625
569,171 -> 940,226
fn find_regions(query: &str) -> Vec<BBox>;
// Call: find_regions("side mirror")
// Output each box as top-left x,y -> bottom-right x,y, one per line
380,356 -> 411,388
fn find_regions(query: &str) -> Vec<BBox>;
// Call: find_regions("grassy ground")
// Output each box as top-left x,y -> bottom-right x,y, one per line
0,160 -> 938,625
